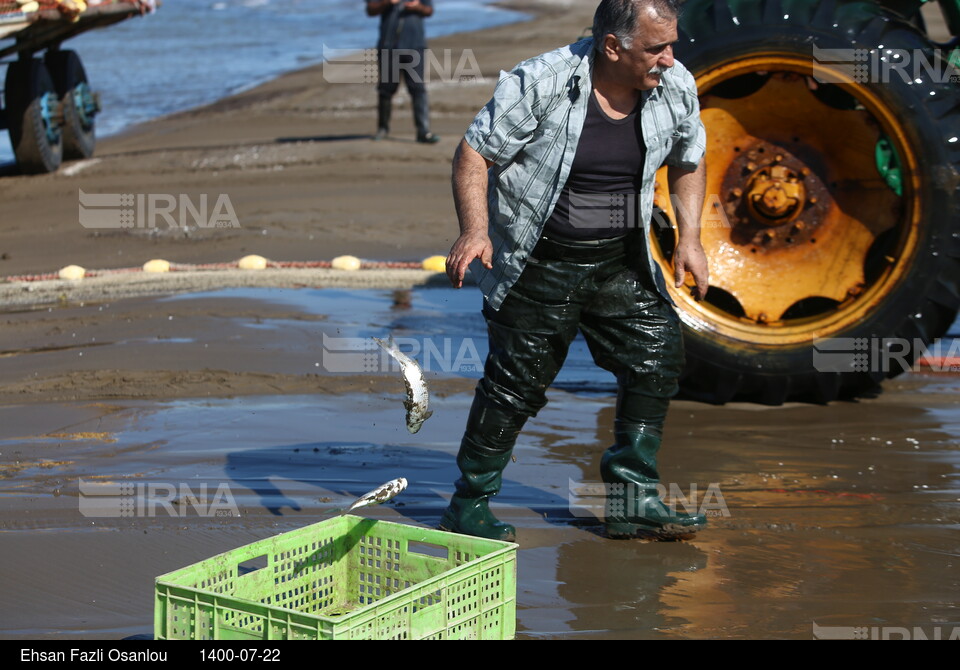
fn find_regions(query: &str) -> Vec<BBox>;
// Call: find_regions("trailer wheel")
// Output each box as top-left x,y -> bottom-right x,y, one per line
657,0 -> 960,403
46,50 -> 96,160
4,59 -> 63,174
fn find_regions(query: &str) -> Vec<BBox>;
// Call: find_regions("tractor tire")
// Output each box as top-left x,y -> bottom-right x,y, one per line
46,50 -> 97,160
655,0 -> 960,403
4,58 -> 63,174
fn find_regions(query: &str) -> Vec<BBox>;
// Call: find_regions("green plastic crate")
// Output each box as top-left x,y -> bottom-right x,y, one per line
154,515 -> 517,640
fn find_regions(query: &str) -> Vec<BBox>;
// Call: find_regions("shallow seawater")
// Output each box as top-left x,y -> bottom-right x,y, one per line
0,0 -> 528,165
158,286 -> 620,392
0,286 -> 958,640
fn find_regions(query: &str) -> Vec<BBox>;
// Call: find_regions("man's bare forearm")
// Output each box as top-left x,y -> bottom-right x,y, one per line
446,139 -> 494,287
667,158 -> 709,299
368,0 -> 432,17
452,139 -> 491,237
405,0 -> 433,17
366,0 -> 394,17
667,158 -> 706,242
366,1 -> 384,17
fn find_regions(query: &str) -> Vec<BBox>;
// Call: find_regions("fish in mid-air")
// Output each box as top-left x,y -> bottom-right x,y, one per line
374,336 -> 433,433
343,477 -> 409,514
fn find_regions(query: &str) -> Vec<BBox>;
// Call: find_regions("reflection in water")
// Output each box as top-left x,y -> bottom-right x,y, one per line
515,380 -> 960,638
553,537 -> 709,638
523,399 -> 714,638
390,289 -> 413,311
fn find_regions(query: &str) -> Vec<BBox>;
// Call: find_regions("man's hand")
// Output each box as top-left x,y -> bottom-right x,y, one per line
403,0 -> 432,16
366,0 -> 401,17
446,232 -> 493,289
673,237 -> 709,301
667,157 -> 708,300
449,138 -> 494,288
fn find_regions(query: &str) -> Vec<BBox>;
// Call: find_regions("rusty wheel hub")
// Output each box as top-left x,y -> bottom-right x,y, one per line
722,141 -> 830,251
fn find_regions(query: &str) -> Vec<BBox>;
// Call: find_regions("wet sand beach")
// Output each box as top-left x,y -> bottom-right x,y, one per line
1,1 -> 958,641
0,1 -> 598,278
1,285 -> 958,639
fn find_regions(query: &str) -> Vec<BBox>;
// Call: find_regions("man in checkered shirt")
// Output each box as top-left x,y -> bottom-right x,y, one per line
439,0 -> 710,541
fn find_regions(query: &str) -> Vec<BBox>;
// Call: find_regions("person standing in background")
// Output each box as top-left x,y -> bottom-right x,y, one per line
366,0 -> 441,143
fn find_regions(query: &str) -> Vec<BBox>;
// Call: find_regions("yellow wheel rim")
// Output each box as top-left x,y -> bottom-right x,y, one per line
651,54 -> 922,347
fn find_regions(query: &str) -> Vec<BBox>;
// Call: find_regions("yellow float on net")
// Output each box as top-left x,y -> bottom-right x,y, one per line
331,255 -> 362,271
238,255 -> 268,270
142,259 -> 170,273
421,255 -> 446,273
58,265 -> 85,281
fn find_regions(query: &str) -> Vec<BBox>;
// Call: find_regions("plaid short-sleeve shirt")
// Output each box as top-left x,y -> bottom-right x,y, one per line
464,38 -> 706,310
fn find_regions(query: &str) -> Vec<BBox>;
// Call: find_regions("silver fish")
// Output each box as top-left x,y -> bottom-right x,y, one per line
344,477 -> 409,514
374,336 -> 433,434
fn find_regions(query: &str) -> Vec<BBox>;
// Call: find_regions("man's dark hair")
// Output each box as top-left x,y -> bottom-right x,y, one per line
592,0 -> 680,53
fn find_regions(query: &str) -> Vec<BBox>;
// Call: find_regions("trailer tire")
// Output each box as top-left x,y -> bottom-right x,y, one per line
46,50 -> 96,160
4,59 -> 63,174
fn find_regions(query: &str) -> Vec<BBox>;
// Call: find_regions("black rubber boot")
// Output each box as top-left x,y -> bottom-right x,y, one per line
374,94 -> 391,140
601,425 -> 707,540
439,391 -> 526,542
411,90 -> 440,144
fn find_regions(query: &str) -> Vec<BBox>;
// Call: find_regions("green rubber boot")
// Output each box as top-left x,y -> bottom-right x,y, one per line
601,427 -> 706,540
438,392 -> 525,542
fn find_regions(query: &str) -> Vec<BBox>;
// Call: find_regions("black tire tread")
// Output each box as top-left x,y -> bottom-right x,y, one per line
4,59 -> 63,174
45,50 -> 96,161
674,0 -> 960,404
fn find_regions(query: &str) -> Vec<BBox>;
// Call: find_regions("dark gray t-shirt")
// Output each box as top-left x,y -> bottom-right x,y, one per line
544,89 -> 647,240
368,0 -> 433,50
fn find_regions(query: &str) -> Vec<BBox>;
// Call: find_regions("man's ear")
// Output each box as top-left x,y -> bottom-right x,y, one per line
602,34 -> 623,62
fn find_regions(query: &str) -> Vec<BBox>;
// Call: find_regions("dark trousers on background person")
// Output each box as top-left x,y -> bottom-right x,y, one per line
439,231 -> 707,540
376,48 -> 435,141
